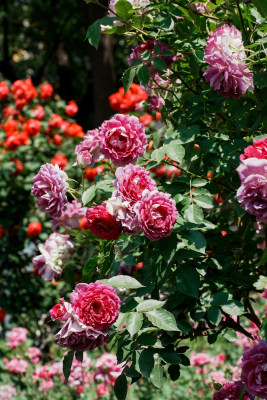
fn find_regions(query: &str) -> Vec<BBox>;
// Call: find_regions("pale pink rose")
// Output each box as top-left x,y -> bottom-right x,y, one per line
62,354 -> 93,387
39,379 -> 54,392
207,371 -> 227,387
28,347 -> 42,363
235,329 -> 261,350
33,232 -> 74,281
70,282 -> 121,331
51,200 -> 86,229
0,385 -> 16,400
96,353 -> 123,386
5,358 -> 28,374
99,114 -> 147,166
139,189 -> 178,240
55,316 -> 109,351
214,353 -> 226,366
114,164 -> 157,205
75,129 -> 101,168
232,366 -> 241,381
6,327 -> 28,349
105,195 -> 141,235
190,352 -> 213,366
32,365 -> 50,380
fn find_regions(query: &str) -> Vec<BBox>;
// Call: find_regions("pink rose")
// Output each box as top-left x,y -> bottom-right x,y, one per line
70,282 -> 121,330
241,138 -> 267,161
6,327 -> 28,349
114,164 -> 157,205
213,380 -> 254,400
139,190 -> 178,240
97,383 -> 110,395
49,298 -> 72,321
28,347 -> 42,364
99,114 -> 147,166
5,358 -> 28,374
96,353 -> 123,386
190,352 -> 213,366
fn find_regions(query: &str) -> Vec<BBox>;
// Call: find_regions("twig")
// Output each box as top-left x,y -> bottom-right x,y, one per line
235,0 -> 250,45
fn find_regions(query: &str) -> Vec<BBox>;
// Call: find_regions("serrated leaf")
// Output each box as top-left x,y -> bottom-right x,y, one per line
115,0 -> 133,20
207,307 -> 221,326
192,179 -> 207,187
114,374 -> 128,400
151,57 -> 167,71
150,364 -> 164,388
194,194 -> 214,209
63,350 -> 74,383
222,328 -> 237,342
139,349 -> 154,377
82,255 -> 98,276
122,67 -> 135,94
136,300 -> 166,312
137,64 -> 150,87
82,181 -> 114,205
251,0 -> 267,17
106,275 -> 144,289
221,300 -> 244,316
175,265 -> 200,298
87,21 -> 101,49
126,312 -> 143,336
146,309 -> 178,331
98,241 -> 115,278
184,204 -> 204,224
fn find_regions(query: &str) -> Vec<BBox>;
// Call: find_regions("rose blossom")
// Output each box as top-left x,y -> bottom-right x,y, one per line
5,358 -> 28,374
241,340 -> 267,398
55,316 -> 109,351
190,352 -> 213,366
96,353 -> 123,386
213,380 -> 254,400
236,158 -> 267,223
0,385 -> 16,400
75,129 -> 101,168
105,195 -> 141,235
62,353 -> 93,387
114,164 -> 157,205
241,138 -> 267,161
86,205 -> 122,240
149,95 -> 164,112
70,282 -> 121,331
6,327 -> 28,349
97,383 -> 110,396
49,298 -> 72,321
99,114 -> 147,166
28,347 -> 42,363
139,189 -> 178,240
33,232 -> 74,281
203,24 -> 254,98
32,163 -> 68,218
39,380 -> 54,392
52,200 -> 86,229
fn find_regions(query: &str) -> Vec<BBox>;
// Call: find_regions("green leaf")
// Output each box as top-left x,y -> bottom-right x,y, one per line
207,307 -> 221,326
175,265 -> 200,298
86,21 -> 101,49
221,300 -> 244,316
168,365 -> 180,381
194,194 -> 214,209
254,71 -> 267,88
184,204 -> 204,224
165,142 -> 185,164
98,241 -> 115,278
82,181 -> 114,205
122,67 -> 135,94
137,64 -> 150,87
114,374 -> 128,400
136,300 -> 165,312
75,351 -> 83,363
192,179 -> 207,187
82,255 -> 98,276
115,0 -> 133,20
146,309 -> 178,331
157,234 -> 177,264
126,312 -> 143,336
178,231 -> 206,254
222,328 -> 237,342
151,57 -> 167,71
251,0 -> 267,17
260,317 -> 267,341
239,384 -> 246,400
150,364 -> 164,388
139,349 -> 154,377
212,291 -> 231,306
106,275 -> 144,289
63,350 -> 74,383
161,350 -> 182,365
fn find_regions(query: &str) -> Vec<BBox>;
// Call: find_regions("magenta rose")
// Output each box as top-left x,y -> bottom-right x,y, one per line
240,138 -> 267,161
51,201 -> 86,229
241,340 -> 267,399
213,380 -> 254,400
49,298 -> 72,321
236,158 -> 267,223
99,114 -> 147,166
70,282 -> 121,331
55,317 -> 109,351
139,189 -> 178,241
114,164 -> 157,205
32,163 -> 68,218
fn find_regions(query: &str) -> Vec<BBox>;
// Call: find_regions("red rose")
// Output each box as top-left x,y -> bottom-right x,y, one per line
0,308 -> 7,322
86,205 -> 121,240
139,113 -> 153,126
65,100 -> 78,117
80,216 -> 89,230
27,222 -> 42,238
50,154 -> 68,170
23,119 -> 41,137
39,83 -> 53,100
0,82 -> 9,101
0,226 -> 4,239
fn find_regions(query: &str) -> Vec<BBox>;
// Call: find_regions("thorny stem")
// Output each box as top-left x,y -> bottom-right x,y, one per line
235,0 -> 250,45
